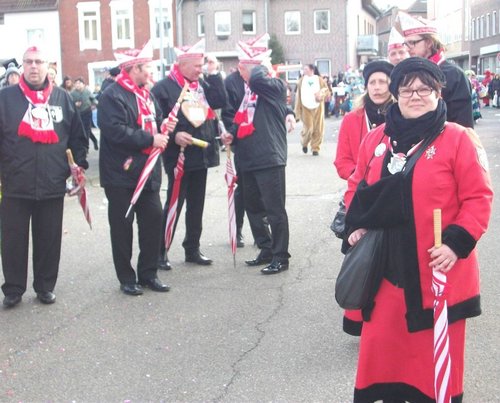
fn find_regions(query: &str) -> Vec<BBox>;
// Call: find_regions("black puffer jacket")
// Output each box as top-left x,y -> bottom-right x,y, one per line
98,82 -> 163,190
0,83 -> 88,199
151,73 -> 227,172
234,66 -> 289,173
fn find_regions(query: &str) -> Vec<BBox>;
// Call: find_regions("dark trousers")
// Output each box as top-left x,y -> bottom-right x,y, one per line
105,187 -> 162,284
242,166 -> 290,260
161,168 -> 207,254
80,108 -> 98,149
1,197 -> 64,296
234,158 -> 270,248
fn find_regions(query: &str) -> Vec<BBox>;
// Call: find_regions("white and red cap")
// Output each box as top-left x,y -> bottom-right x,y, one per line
388,27 -> 405,50
174,38 -> 205,60
114,40 -> 153,68
237,33 -> 272,64
398,11 -> 437,37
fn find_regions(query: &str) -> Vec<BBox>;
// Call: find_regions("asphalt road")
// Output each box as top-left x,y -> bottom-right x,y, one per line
1,107 -> 499,402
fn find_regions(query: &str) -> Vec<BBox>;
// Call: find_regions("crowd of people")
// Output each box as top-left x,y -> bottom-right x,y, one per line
0,9 -> 495,403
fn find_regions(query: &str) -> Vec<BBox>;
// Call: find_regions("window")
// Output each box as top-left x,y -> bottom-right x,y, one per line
480,15 -> 484,38
476,17 -> 479,39
27,28 -> 44,44
215,11 -> 231,36
315,59 -> 331,77
0,13 -> 4,25
285,60 -> 301,82
197,13 -> 205,37
493,11 -> 497,36
471,18 -> 475,40
486,13 -> 490,37
285,11 -> 301,35
77,1 -> 101,50
110,0 -> 134,48
242,10 -> 256,35
314,10 -> 330,34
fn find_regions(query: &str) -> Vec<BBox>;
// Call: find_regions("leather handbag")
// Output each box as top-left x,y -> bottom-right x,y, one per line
335,229 -> 385,310
330,197 -> 346,239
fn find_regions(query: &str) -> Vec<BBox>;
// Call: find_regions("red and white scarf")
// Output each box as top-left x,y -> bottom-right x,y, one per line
18,75 -> 58,144
429,49 -> 446,66
233,83 -> 258,139
116,69 -> 157,154
169,63 -> 216,120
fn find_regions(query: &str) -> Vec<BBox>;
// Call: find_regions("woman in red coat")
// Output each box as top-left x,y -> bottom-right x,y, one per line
334,60 -> 394,336
344,57 -> 493,402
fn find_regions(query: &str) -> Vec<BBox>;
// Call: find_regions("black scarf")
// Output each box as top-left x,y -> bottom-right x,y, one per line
364,96 -> 393,128
384,99 -> 447,153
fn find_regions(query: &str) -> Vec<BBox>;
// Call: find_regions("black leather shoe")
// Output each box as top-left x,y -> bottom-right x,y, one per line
3,294 -> 22,308
261,260 -> 289,275
120,283 -> 143,296
302,146 -> 308,154
37,291 -> 56,304
185,251 -> 213,265
245,250 -> 273,266
139,277 -> 170,292
158,256 -> 172,271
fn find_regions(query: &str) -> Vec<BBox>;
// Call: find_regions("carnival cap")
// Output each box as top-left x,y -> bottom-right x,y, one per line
388,27 -> 405,50
114,40 -> 153,68
237,33 -> 272,64
389,57 -> 445,98
398,11 -> 437,37
174,38 -> 205,60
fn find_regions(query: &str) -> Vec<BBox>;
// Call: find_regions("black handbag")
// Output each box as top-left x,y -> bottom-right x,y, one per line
335,229 -> 385,310
330,197 -> 346,239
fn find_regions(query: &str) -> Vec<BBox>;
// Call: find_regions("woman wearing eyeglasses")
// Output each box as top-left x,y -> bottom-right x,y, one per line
398,11 -> 474,129
343,57 -> 493,402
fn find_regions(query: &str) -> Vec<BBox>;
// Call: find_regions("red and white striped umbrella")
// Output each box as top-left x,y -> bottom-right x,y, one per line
225,146 -> 238,262
66,149 -> 92,229
164,148 -> 185,251
432,209 -> 452,403
125,83 -> 189,218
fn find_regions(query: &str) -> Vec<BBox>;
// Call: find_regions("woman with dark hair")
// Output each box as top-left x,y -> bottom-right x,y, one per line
60,76 -> 73,92
344,57 -> 493,402
334,60 -> 394,336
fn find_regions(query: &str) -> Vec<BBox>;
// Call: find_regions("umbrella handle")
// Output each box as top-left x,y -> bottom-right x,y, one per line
433,209 -> 442,248
66,149 -> 76,166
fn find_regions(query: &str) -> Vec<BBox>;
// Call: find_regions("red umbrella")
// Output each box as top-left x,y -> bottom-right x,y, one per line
219,121 -> 238,264
164,147 -> 185,251
125,83 -> 189,219
432,208 -> 452,403
66,149 -> 92,229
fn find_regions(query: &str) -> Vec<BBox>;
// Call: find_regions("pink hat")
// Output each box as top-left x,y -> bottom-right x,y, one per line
114,40 -> 153,68
174,38 -> 205,60
237,33 -> 272,64
398,11 -> 437,37
387,27 -> 405,50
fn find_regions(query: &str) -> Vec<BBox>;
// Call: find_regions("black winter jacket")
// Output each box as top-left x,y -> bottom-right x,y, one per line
98,82 -> 163,190
0,83 -> 88,199
234,66 -> 289,173
151,73 -> 227,172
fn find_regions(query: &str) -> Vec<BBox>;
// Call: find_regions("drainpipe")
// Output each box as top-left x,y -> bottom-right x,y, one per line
176,0 -> 184,47
264,0 -> 268,33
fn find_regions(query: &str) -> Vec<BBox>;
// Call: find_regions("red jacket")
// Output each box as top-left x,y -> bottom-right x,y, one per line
334,107 -> 369,180
346,122 -> 493,324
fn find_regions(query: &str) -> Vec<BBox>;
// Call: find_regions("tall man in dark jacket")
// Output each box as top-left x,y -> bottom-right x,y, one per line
151,39 -> 227,268
220,37 -> 291,274
98,41 -> 171,296
0,46 -> 89,308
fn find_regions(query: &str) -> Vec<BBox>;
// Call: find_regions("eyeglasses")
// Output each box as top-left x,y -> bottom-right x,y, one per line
398,87 -> 434,98
403,38 -> 425,48
23,59 -> 46,66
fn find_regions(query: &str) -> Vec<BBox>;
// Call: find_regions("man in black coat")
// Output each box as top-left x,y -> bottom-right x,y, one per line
0,46 -> 88,308
151,39 -> 227,268
98,42 -> 171,296
220,36 -> 292,275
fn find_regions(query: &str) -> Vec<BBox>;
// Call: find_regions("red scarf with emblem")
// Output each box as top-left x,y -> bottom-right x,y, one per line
233,82 -> 258,139
169,63 -> 216,120
18,75 -> 58,144
116,69 -> 157,154
429,50 -> 446,66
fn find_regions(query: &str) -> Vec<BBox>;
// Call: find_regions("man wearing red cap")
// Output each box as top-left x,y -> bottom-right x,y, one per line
98,41 -> 171,296
398,11 -> 474,128
151,39 -> 227,268
0,45 -> 88,308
